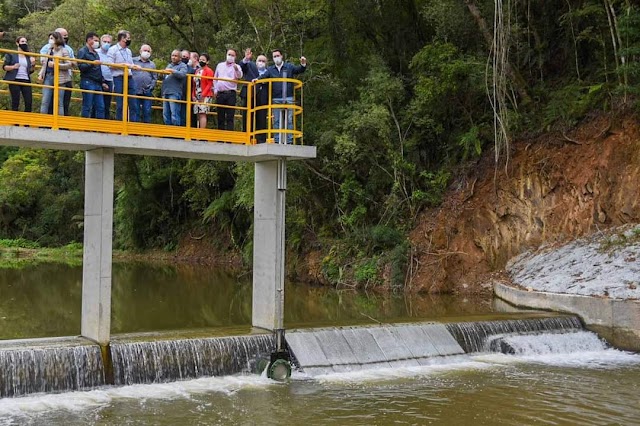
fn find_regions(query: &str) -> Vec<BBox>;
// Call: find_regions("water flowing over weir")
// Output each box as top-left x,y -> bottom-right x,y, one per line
0,338 -> 105,397
0,315 -> 601,396
110,334 -> 274,385
444,316 -> 584,353
285,316 -> 587,376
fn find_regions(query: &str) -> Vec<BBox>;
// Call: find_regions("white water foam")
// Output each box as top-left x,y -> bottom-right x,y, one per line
476,331 -> 640,368
0,374 -> 275,419
309,355 -> 495,383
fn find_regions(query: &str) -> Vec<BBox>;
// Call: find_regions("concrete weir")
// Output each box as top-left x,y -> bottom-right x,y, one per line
0,126 -> 316,344
494,282 -> 640,351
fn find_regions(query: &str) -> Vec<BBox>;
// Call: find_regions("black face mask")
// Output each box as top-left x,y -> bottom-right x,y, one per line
125,39 -> 131,47
199,61 -> 206,67
63,36 -> 69,44
18,43 -> 28,52
181,58 -> 189,64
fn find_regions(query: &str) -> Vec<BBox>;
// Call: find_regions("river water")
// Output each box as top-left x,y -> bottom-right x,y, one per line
0,263 -> 639,425
0,262 -> 498,339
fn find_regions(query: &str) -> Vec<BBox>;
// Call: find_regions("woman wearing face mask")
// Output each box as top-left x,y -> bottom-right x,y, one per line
3,36 -> 36,112
38,31 -> 72,116
192,53 -> 213,129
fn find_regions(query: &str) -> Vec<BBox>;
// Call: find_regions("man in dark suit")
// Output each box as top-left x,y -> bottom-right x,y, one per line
239,48 -> 259,134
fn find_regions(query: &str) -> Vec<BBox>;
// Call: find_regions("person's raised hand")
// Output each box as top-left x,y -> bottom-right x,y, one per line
244,48 -> 252,62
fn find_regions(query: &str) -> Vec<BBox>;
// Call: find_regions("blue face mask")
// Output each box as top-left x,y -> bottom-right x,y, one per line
101,42 -> 110,51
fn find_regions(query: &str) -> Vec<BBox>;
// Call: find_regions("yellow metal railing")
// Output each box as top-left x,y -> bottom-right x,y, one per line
0,48 -> 304,145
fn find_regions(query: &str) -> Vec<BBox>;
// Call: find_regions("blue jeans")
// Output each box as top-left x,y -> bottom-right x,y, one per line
273,97 -> 294,144
40,75 -> 64,116
163,94 -> 181,126
113,75 -> 137,121
133,89 -> 153,123
80,79 -> 105,119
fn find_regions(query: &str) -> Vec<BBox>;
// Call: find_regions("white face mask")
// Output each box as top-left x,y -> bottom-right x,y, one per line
140,51 -> 151,60
257,60 -> 266,70
226,54 -> 235,64
92,41 -> 100,50
48,38 -> 55,46
273,56 -> 283,66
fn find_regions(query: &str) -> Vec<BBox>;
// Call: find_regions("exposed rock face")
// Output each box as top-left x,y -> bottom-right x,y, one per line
409,115 -> 640,294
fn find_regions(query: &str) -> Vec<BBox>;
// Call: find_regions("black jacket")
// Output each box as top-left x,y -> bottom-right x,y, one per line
239,60 -> 259,99
3,52 -> 34,80
77,46 -> 104,83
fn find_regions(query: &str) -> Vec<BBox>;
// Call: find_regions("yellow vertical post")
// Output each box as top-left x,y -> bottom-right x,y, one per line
52,56 -> 59,130
122,69 -> 129,135
267,80 -> 273,144
245,82 -> 253,144
299,84 -> 304,145
185,74 -> 192,141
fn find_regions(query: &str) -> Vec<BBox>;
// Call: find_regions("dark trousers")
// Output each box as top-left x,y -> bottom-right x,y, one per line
113,76 -> 137,121
240,95 -> 248,132
102,80 -> 113,119
9,79 -> 32,112
216,90 -> 236,131
63,80 -> 72,116
244,87 -> 268,143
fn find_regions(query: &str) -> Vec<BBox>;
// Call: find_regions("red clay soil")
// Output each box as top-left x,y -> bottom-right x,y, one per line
408,113 -> 640,294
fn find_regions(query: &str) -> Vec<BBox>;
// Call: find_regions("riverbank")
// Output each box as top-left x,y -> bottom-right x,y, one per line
495,224 -> 640,350
0,236 -> 243,270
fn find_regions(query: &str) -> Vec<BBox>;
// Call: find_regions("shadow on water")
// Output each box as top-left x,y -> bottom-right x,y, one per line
0,262 -> 506,340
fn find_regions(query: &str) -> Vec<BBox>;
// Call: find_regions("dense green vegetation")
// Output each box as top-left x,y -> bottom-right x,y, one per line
0,0 -> 639,287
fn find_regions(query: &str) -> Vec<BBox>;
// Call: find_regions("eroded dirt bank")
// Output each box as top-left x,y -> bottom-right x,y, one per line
408,114 -> 640,294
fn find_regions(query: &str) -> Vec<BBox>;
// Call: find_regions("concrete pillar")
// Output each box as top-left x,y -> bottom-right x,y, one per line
252,159 -> 286,330
81,148 -> 114,345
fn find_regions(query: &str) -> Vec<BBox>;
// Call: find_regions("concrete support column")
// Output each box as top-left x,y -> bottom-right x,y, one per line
253,159 -> 286,330
81,148 -> 114,345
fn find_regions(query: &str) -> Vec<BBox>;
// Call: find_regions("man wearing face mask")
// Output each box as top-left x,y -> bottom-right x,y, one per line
77,31 -> 105,119
213,48 -> 243,132
39,27 -> 75,115
255,49 -> 307,144
179,49 -> 195,127
132,44 -> 157,123
162,49 -> 188,126
107,30 -> 141,121
96,34 -> 114,119
239,48 -> 258,134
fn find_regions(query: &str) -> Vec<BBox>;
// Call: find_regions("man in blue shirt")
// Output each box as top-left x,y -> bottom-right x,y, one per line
161,50 -> 187,125
132,44 -> 158,123
107,30 -> 140,121
256,49 -> 306,144
96,34 -> 114,119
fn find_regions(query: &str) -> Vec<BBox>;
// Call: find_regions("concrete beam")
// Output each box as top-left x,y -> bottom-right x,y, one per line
81,148 -> 114,345
0,126 -> 316,162
252,160 -> 286,330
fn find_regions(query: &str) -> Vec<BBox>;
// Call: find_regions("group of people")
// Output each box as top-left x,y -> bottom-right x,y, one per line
2,28 -> 307,143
